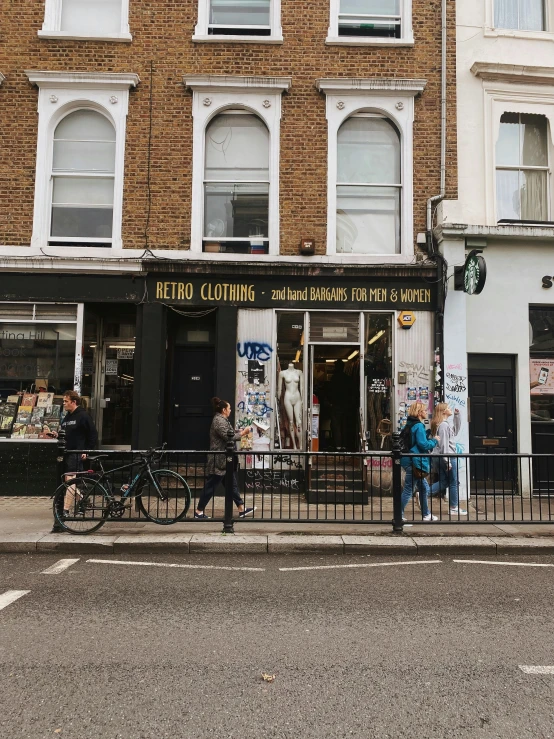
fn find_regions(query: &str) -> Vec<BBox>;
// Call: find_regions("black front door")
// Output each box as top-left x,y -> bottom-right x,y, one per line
169,347 -> 215,449
468,358 -> 516,489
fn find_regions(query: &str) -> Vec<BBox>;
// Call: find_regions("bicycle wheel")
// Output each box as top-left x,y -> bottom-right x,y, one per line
53,477 -> 110,534
137,469 -> 191,524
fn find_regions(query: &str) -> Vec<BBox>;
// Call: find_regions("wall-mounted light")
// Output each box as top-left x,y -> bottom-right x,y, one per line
300,238 -> 315,256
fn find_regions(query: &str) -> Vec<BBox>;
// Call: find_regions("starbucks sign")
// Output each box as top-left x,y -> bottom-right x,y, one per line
463,250 -> 487,295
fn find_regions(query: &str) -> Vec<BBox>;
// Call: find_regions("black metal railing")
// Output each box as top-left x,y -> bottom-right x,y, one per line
48,430 -> 554,533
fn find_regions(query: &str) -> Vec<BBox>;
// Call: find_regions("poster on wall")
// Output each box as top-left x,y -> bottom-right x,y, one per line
530,359 -> 554,395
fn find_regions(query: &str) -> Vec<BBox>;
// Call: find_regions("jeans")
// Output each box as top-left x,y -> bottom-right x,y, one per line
197,473 -> 244,512
401,466 -> 430,518
431,458 -> 459,508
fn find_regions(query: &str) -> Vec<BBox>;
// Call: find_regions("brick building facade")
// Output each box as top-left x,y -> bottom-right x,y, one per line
0,1 -> 456,466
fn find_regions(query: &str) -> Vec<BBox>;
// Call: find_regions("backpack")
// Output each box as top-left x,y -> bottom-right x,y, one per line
398,424 -> 413,454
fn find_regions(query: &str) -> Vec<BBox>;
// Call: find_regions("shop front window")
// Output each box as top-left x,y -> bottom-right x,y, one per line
275,312 -> 305,450
529,307 -> 554,422
364,313 -> 393,449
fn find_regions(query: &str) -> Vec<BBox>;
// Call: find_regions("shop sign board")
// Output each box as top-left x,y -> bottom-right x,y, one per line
463,251 -> 487,295
149,277 -> 437,311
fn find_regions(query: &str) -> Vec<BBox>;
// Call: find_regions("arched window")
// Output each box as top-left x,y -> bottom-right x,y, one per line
50,110 -> 116,245
203,111 -> 270,253
336,115 -> 401,254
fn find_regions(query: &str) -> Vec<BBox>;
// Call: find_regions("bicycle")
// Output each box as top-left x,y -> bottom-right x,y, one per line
52,447 -> 191,534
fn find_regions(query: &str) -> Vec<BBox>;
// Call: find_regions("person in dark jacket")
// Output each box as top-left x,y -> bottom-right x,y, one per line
51,390 -> 98,516
400,401 -> 439,522
194,397 -> 255,520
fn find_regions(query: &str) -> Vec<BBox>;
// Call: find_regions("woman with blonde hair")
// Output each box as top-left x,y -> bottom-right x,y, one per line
430,402 -> 466,515
400,401 -> 439,522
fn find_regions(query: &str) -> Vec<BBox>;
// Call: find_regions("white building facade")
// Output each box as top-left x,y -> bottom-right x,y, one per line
438,0 -> 554,494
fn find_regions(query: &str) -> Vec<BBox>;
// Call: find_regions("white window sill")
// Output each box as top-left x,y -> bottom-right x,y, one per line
484,27 -> 554,42
325,35 -> 414,47
38,30 -> 132,42
192,33 -> 283,44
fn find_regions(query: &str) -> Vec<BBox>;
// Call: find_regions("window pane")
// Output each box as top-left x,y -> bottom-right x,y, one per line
55,110 -> 115,141
204,183 -> 269,238
51,206 -> 113,238
496,169 -> 520,220
519,0 -> 544,30
521,169 -> 548,220
61,0 -> 122,34
53,177 -> 114,206
340,0 -> 400,14
521,114 -> 548,166
337,117 -> 400,185
496,113 -> 520,166
205,114 -> 269,181
494,0 -> 518,28
336,185 -> 400,254
210,0 -> 270,26
53,141 -> 116,173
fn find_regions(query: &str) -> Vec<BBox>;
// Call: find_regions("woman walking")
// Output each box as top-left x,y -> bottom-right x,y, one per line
430,403 -> 466,515
401,402 -> 439,522
194,397 -> 255,520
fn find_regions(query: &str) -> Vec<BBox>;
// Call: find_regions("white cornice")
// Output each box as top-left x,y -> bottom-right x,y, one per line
471,62 -> 554,86
25,71 -> 140,89
316,78 -> 427,96
184,75 -> 291,93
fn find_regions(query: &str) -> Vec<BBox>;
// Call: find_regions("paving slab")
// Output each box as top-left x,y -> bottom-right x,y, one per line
113,534 -> 192,554
342,535 -> 417,554
494,537 -> 554,554
413,536 -> 496,554
267,535 -> 343,553
0,534 -> 43,553
190,534 -> 267,553
37,534 -> 116,553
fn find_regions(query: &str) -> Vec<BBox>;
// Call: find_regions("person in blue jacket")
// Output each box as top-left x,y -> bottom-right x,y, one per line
401,401 -> 439,522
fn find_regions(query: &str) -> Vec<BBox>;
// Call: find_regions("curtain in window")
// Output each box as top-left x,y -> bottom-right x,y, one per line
336,117 -> 401,254
204,113 -> 269,239
494,0 -> 544,30
61,0 -> 122,34
51,110 -> 115,240
210,0 -> 270,27
522,170 -> 548,220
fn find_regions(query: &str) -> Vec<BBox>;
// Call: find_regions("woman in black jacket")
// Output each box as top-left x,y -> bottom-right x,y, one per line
194,397 -> 255,520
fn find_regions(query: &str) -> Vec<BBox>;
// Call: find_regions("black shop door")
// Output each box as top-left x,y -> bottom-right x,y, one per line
468,356 -> 516,490
169,347 -> 215,450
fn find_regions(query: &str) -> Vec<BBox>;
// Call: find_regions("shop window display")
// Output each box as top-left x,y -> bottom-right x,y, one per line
529,308 -> 554,422
275,312 -> 304,450
364,314 -> 393,450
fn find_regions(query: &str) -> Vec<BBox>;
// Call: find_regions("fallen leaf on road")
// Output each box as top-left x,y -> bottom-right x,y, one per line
261,673 -> 276,683
54,730 -> 62,734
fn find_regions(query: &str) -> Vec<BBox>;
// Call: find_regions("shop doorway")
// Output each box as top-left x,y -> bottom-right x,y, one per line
169,347 -> 215,449
468,355 -> 516,489
309,345 -> 361,452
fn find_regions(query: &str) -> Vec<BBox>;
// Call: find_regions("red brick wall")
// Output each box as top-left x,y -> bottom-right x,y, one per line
0,0 -> 457,254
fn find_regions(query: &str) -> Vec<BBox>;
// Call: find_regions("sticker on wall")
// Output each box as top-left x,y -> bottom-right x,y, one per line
406,387 -> 417,402
248,360 -> 265,385
418,387 -> 429,401
105,359 -> 118,376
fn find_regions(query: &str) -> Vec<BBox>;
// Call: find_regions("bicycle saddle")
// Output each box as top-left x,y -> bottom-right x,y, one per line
87,454 -> 109,461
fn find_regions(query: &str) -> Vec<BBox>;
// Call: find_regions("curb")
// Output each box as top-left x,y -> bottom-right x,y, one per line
2,534 -> 554,556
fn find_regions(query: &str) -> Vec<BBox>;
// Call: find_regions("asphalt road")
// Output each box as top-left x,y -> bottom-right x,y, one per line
1,552 -> 554,738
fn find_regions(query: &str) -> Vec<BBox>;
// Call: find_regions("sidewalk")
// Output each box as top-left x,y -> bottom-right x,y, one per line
1,497 -> 554,555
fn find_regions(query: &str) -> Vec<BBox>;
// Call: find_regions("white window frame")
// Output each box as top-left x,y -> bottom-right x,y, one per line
472,64 -> 554,224
485,0 -> 554,40
193,0 -> 283,43
39,0 -> 131,42
317,77 -> 426,261
184,75 -> 291,256
326,0 -> 413,47
26,71 -> 139,251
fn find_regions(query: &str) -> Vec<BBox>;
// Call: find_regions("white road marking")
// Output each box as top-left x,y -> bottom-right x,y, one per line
519,666 -> 554,675
0,590 -> 30,611
279,560 -> 442,572
453,560 -> 554,568
87,559 -> 265,572
41,558 -> 80,575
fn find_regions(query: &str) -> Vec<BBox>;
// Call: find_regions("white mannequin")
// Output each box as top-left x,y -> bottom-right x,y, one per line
278,362 -> 303,450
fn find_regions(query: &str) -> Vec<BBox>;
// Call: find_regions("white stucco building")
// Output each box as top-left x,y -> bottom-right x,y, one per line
437,0 -> 554,493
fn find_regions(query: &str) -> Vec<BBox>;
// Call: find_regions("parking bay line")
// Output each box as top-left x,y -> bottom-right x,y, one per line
41,558 -> 80,575
87,559 -> 265,572
519,666 -> 554,674
454,560 -> 554,568
279,560 -> 443,572
0,590 -> 30,611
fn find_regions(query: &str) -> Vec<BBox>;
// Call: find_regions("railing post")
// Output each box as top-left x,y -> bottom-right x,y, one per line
222,427 -> 235,535
391,431 -> 404,533
52,428 -> 66,533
